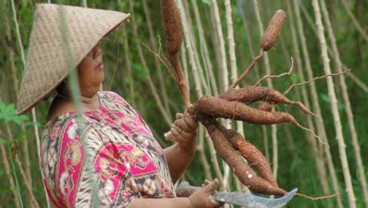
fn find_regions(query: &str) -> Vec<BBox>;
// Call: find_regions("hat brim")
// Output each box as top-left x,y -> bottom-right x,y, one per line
17,4 -> 130,114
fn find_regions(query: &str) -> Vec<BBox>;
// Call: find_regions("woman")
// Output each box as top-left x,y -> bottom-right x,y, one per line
17,3 -> 222,208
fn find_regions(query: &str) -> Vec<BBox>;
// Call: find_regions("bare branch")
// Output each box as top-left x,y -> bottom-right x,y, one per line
254,57 -> 294,86
283,69 -> 351,95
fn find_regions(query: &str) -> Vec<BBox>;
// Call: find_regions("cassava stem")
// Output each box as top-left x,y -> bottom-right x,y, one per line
196,96 -> 298,125
218,125 -> 278,187
161,0 -> 191,107
168,54 -> 191,107
227,10 -> 286,89
220,86 -> 315,116
198,114 -> 286,195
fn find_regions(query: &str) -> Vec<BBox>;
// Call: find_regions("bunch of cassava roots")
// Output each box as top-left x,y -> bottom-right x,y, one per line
161,0 -> 317,196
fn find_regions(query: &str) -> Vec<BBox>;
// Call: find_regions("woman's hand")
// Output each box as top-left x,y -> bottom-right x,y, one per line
165,113 -> 198,153
163,113 -> 198,182
189,179 -> 223,208
128,179 -> 222,208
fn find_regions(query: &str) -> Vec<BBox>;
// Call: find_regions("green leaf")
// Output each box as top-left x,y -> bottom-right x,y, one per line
320,93 -> 331,103
0,102 -> 29,125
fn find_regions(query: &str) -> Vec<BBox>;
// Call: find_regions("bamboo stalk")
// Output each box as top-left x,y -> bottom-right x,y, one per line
320,1 -> 368,206
299,1 -> 368,93
225,0 -> 237,85
122,28 -> 136,107
312,0 -> 356,207
346,73 -> 368,93
339,0 -> 368,42
191,0 -> 219,96
198,125 -> 213,180
9,0 -> 44,207
224,0 -> 236,190
176,0 -> 225,188
180,39 -> 212,180
211,0 -> 229,93
286,0 -> 331,198
252,0 -> 279,181
224,0 -> 244,137
15,155 -> 40,208
181,0 -> 210,98
178,0 -> 232,192
224,0 -> 247,195
176,0 -> 203,99
6,114 -> 39,208
4,0 -> 33,189
235,0 -> 262,83
236,2 -> 271,187
81,0 -> 87,7
293,1 -> 343,206
209,0 -> 233,193
129,0 -> 172,126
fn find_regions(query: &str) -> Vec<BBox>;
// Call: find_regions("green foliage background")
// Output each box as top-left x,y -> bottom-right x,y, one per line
0,0 -> 367,207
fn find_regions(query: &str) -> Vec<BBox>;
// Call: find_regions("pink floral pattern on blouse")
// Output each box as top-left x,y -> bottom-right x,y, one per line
41,91 -> 174,208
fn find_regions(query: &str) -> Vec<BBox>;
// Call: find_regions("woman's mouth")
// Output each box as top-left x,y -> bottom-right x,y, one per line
96,62 -> 104,70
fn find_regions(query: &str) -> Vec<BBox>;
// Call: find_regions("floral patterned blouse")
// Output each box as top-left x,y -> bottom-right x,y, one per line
41,91 -> 174,208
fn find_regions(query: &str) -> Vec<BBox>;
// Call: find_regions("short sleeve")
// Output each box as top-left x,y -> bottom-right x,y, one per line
41,117 -> 86,207
42,117 -> 140,208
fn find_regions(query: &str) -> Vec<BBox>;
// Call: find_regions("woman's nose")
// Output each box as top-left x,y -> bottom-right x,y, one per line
92,45 -> 102,59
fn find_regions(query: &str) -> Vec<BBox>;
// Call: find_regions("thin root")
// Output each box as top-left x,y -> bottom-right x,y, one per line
140,36 -> 178,82
291,101 -> 317,117
254,57 -> 294,86
283,69 -> 351,95
296,192 -> 339,201
295,121 -> 329,147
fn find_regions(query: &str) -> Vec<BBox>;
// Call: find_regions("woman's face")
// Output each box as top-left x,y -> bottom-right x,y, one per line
77,43 -> 104,97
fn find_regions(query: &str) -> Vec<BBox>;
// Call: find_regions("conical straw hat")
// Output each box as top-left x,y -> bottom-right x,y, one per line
17,4 -> 130,114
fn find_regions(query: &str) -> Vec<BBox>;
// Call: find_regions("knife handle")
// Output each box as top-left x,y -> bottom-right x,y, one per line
176,181 -> 200,197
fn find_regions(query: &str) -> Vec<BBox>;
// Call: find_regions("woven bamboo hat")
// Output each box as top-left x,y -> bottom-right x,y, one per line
17,4 -> 130,114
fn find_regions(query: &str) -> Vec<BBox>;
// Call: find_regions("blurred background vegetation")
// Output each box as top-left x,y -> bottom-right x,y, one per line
0,0 -> 367,207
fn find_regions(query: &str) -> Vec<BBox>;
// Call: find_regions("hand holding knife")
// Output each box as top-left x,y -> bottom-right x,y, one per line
176,180 -> 297,208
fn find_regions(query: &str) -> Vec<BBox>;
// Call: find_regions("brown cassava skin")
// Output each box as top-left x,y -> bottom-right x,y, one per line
168,54 -> 190,105
218,125 -> 278,187
161,0 -> 190,106
198,114 -> 286,195
196,96 -> 298,125
260,10 -> 286,51
161,0 -> 183,55
220,86 -> 314,115
257,101 -> 273,112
